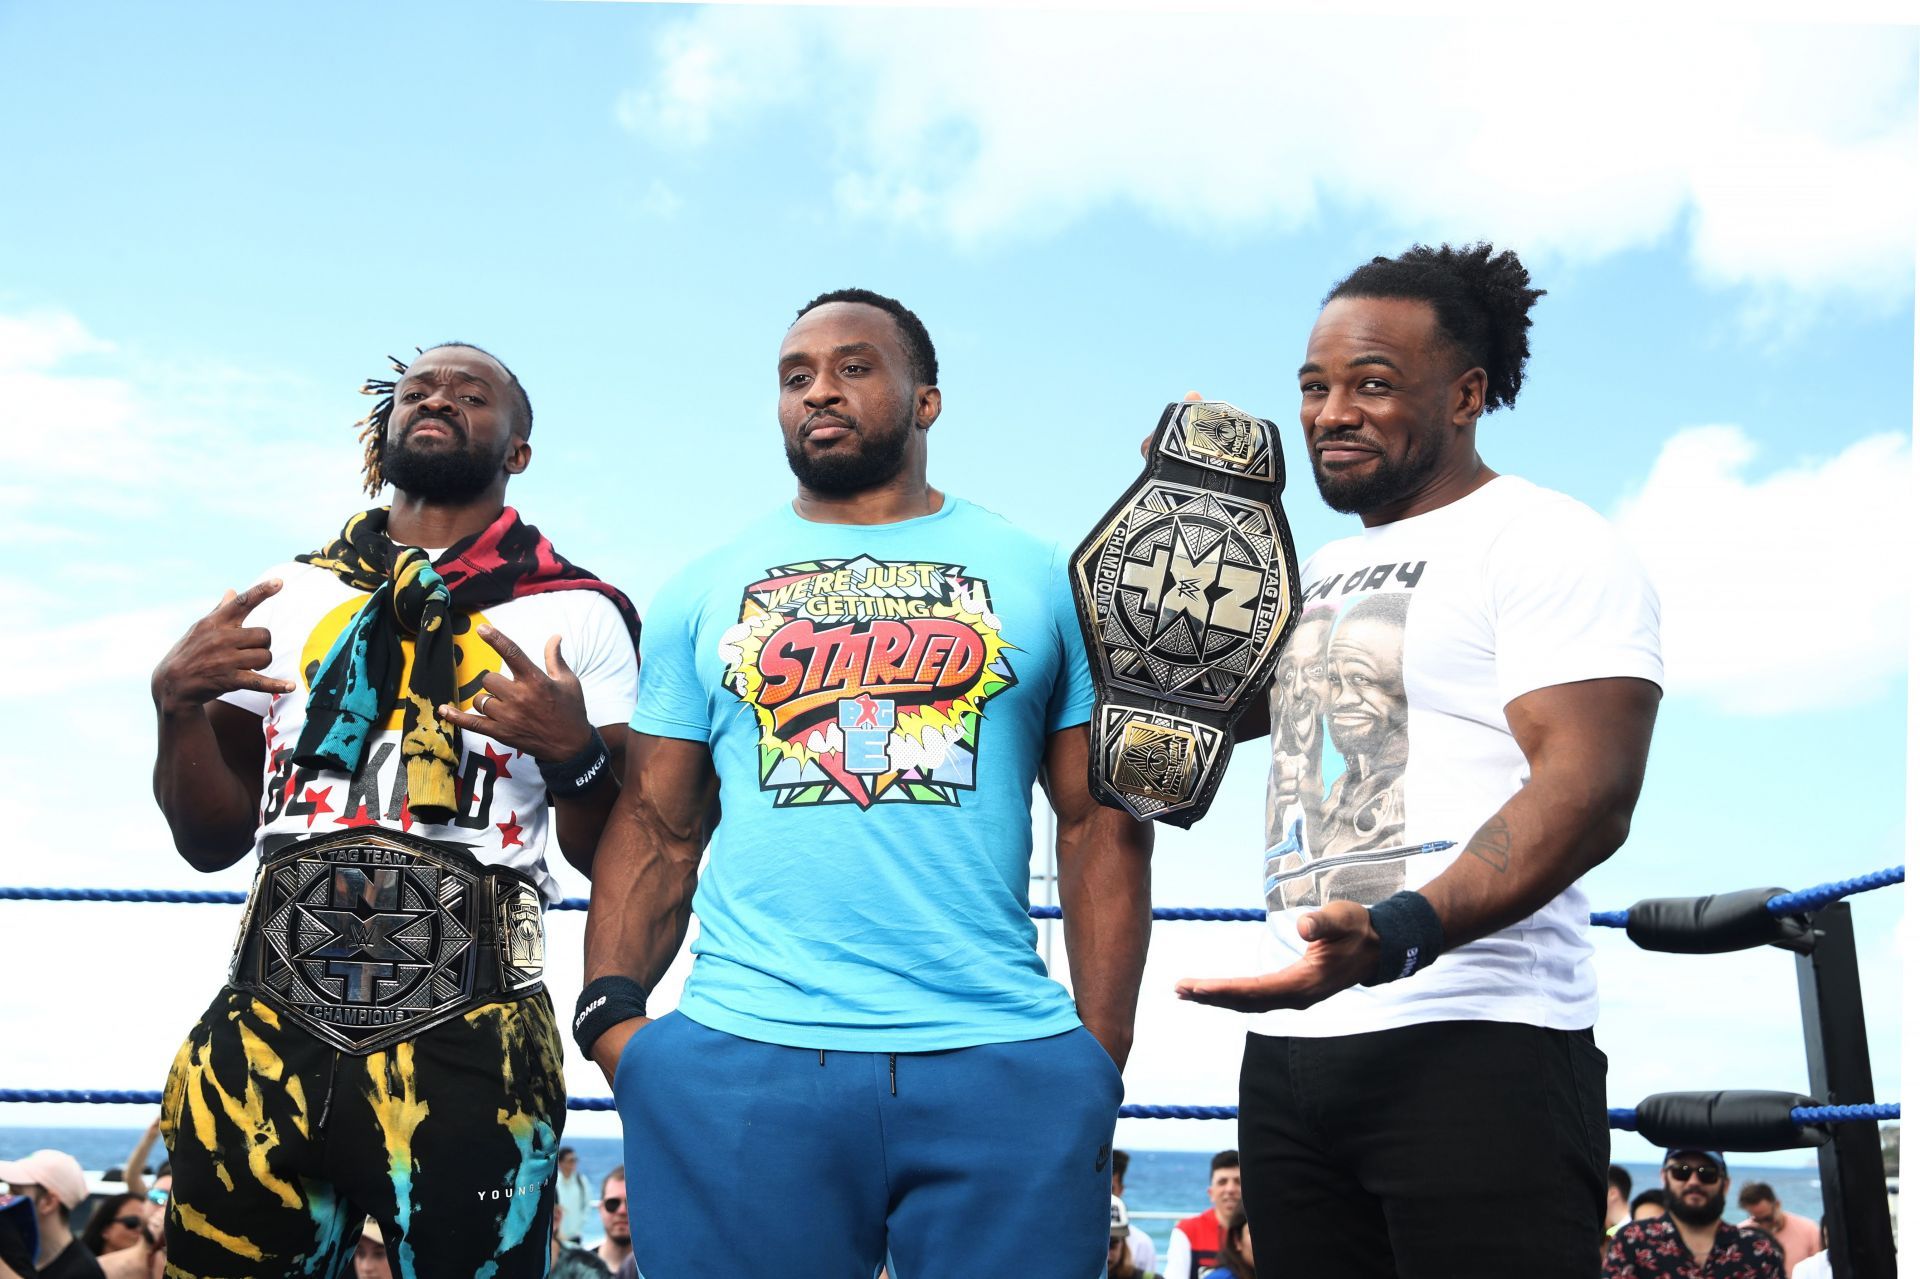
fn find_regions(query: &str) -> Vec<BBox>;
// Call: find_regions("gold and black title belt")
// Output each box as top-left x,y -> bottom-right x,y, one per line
227,828 -> 546,1054
1071,400 -> 1302,827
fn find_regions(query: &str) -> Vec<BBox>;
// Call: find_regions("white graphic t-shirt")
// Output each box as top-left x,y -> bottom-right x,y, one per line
1253,475 -> 1662,1037
220,559 -> 640,901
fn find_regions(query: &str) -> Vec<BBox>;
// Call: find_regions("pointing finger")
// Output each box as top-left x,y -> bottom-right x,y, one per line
220,579 -> 284,620
479,624 -> 541,679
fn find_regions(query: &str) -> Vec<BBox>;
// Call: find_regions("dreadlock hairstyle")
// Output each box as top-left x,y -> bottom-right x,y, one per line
355,342 -> 535,496
1325,243 -> 1544,413
795,287 -> 939,388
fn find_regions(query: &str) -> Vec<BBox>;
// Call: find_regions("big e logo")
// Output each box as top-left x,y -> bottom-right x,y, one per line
721,556 -> 1016,809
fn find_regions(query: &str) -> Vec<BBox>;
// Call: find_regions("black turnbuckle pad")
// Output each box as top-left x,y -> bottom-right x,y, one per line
1071,400 -> 1302,827
1634,1090 -> 1829,1152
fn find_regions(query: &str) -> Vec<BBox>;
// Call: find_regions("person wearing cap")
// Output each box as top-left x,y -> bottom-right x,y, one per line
1109,1197 -> 1163,1279
351,1218 -> 389,1279
1603,1150 -> 1785,1278
0,1149 -> 104,1278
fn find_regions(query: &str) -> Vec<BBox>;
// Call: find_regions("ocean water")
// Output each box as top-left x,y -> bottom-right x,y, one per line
2,1126 -> 1831,1259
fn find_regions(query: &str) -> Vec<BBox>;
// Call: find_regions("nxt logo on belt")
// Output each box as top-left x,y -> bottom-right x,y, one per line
1118,537 -> 1263,640
721,556 -> 1016,809
282,862 -> 448,1007
1080,483 -> 1291,711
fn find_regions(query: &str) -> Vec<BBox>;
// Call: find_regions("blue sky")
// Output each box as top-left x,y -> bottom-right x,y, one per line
0,2 -> 1910,1163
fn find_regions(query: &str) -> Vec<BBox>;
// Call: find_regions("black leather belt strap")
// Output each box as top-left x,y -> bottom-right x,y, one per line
228,828 -> 545,1055
1071,400 -> 1302,827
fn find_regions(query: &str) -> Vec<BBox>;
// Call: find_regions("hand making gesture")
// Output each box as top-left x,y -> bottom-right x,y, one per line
1175,901 -> 1382,1013
436,624 -> 594,765
151,580 -> 298,713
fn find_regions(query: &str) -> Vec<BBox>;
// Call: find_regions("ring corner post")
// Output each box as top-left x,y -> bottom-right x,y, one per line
1794,901 -> 1895,1279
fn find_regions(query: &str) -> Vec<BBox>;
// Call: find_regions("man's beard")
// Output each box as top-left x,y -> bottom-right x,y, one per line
383,424 -> 506,503
1311,413 -> 1448,515
1665,1186 -> 1727,1227
785,410 -> 912,496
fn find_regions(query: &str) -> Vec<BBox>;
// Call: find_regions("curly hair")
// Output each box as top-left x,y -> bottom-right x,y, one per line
1326,243 -> 1544,412
794,287 -> 939,388
354,342 -> 533,497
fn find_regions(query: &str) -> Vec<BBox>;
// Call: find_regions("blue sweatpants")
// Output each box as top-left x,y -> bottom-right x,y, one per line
613,1012 -> 1124,1278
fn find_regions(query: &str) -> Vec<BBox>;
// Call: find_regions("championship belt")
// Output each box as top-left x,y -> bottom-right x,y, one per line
1071,400 -> 1301,827
227,828 -> 546,1055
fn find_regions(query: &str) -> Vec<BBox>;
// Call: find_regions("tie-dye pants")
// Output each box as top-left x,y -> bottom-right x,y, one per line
158,986 -> 566,1279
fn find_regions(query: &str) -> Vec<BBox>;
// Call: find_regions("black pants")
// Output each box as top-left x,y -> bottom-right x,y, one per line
160,986 -> 566,1279
1240,1020 -> 1609,1279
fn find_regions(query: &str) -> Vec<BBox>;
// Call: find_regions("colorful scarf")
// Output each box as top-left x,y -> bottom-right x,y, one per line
292,507 -> 641,824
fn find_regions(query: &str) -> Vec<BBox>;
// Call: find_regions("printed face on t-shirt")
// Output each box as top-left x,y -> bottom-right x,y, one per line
1265,588 -> 1412,910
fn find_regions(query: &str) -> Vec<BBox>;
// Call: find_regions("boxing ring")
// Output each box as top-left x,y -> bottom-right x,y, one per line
2,865 -> 1903,1278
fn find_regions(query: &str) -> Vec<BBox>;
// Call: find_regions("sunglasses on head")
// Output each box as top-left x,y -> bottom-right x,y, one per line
601,1196 -> 625,1212
1664,1162 -> 1723,1185
147,1188 -> 170,1204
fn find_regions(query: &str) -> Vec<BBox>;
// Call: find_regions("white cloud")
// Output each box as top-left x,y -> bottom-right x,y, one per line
0,309 -> 367,557
616,11 -> 1917,301
1614,425 -> 1910,714
0,309 -> 113,370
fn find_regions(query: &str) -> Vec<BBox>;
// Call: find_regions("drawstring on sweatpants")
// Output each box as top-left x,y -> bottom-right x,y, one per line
888,1053 -> 897,1096
316,1052 -> 341,1135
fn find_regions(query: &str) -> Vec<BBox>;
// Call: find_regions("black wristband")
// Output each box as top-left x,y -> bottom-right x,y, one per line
573,976 -> 649,1057
540,731 -> 613,799
1364,891 -> 1446,986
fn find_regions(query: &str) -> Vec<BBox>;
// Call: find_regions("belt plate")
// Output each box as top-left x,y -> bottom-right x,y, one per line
1070,400 -> 1302,826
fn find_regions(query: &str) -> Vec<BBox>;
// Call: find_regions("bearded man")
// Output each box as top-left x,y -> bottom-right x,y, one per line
576,288 -> 1153,1277
150,343 -> 639,1278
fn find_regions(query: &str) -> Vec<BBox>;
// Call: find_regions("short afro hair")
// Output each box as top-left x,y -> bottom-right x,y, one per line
1326,243 -> 1544,412
794,288 -> 939,388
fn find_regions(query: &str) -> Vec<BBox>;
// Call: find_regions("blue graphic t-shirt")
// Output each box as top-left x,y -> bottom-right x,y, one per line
633,496 -> 1094,1050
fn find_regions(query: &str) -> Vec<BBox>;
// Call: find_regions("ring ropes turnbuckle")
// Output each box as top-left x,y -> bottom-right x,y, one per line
1,861 -> 1902,1126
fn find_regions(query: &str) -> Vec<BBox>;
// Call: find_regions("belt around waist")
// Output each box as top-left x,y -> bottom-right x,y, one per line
227,827 -> 546,1055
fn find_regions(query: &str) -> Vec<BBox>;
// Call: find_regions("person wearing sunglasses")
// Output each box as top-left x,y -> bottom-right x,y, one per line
1603,1150 -> 1785,1277
78,1194 -> 144,1260
591,1169 -> 631,1274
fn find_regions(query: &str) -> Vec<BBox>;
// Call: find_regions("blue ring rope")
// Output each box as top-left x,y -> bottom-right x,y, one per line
0,864 -> 1903,924
0,1090 -> 1895,1126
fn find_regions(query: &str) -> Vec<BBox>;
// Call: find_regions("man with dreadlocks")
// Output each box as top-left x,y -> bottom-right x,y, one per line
1175,245 -> 1664,1276
149,343 -> 640,1278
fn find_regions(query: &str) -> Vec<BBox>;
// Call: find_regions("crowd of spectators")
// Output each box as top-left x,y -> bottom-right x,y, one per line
0,1129 -> 1863,1279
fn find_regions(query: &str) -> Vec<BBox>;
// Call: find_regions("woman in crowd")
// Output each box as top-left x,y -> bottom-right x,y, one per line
81,1193 -> 147,1258
1202,1211 -> 1255,1278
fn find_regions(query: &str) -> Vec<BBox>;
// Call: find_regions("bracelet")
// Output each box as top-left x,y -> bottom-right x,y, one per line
540,731 -> 613,798
1363,891 -> 1446,986
573,976 -> 650,1057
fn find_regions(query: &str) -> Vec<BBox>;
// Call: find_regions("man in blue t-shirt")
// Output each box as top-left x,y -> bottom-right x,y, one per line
576,288 -> 1155,1278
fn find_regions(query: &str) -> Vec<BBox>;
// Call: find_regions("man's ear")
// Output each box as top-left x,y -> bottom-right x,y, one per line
1451,368 -> 1487,428
504,437 -> 532,477
917,386 -> 942,431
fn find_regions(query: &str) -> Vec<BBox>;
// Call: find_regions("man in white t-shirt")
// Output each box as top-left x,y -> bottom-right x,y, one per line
149,344 -> 640,1279
1177,244 -> 1663,1276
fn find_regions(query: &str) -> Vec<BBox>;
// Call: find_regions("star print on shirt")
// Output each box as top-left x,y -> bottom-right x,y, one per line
333,801 -> 381,830
497,811 -> 524,849
483,742 -> 515,779
300,785 -> 335,828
